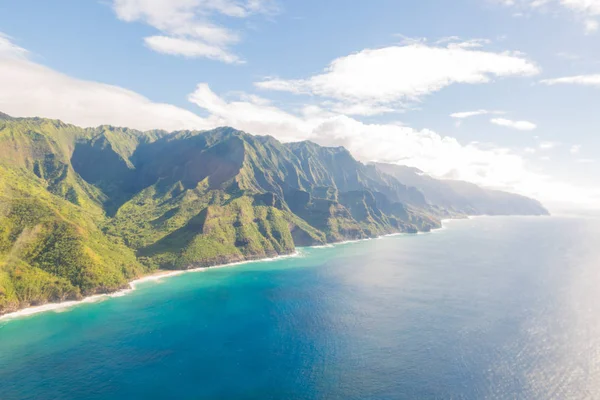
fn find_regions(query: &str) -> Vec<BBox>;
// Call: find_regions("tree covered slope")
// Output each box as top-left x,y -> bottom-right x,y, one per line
0,114 -> 548,314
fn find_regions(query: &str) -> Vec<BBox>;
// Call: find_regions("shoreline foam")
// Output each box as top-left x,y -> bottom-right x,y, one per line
0,218 -> 465,322
0,252 -> 302,322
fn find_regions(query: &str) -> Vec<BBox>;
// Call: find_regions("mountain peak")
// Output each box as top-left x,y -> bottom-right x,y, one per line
0,111 -> 13,120
287,140 -> 352,156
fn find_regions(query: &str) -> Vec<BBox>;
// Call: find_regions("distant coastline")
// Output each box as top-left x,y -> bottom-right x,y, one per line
0,215 -> 549,322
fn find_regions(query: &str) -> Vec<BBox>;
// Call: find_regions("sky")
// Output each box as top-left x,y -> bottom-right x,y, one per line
0,0 -> 599,211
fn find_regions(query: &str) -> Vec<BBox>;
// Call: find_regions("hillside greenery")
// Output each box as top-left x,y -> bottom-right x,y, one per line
0,114 -> 548,314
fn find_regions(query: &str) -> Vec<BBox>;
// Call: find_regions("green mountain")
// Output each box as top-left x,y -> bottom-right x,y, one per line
0,114 -> 548,315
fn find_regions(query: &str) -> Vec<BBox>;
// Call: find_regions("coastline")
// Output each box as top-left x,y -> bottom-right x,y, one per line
0,217 -> 467,322
0,251 -> 303,322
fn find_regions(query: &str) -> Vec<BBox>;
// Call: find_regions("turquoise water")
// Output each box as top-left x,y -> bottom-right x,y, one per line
1,216 -> 600,399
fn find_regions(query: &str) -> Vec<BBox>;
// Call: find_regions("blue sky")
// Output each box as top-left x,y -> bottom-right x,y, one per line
1,0 -> 599,209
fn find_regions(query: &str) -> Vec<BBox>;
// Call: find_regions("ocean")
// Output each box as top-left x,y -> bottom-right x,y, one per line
1,216 -> 599,399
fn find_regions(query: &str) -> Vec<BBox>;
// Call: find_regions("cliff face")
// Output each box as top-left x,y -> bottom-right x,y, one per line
0,115 -> 548,314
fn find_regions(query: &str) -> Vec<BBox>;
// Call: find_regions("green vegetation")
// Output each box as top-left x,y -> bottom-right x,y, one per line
0,165 -> 141,314
0,114 -> 548,315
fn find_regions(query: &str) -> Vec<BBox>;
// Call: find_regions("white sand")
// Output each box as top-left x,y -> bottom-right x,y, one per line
0,251 -> 302,322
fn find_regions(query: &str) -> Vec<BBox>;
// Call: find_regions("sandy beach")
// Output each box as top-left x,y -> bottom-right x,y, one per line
0,220 -> 458,322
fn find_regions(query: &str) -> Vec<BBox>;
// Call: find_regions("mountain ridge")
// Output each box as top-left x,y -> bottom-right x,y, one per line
0,115 -> 548,315
371,162 -> 548,216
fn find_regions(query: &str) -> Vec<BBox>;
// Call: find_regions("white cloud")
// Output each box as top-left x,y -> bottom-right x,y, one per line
144,36 -> 242,63
450,109 -> 504,119
327,102 -> 396,117
491,118 -> 537,130
571,144 -> 582,154
111,0 -> 277,63
0,34 -> 209,131
540,74 -> 600,86
577,158 -> 596,163
256,40 -> 540,114
495,0 -> 600,33
0,34 -> 596,208
561,0 -> 600,16
584,18 -> 600,32
0,33 -> 28,58
188,83 -> 315,141
539,141 -> 559,150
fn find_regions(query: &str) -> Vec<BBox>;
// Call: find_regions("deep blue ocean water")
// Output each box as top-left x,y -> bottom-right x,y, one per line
1,216 -> 600,399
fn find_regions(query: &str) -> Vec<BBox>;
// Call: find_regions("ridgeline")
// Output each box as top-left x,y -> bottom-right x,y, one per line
0,114 -> 548,314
